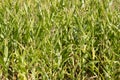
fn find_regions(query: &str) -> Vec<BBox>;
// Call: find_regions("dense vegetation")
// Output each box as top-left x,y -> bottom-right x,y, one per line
0,0 -> 120,80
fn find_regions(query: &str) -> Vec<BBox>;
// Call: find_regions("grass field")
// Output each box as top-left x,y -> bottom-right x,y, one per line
0,0 -> 120,80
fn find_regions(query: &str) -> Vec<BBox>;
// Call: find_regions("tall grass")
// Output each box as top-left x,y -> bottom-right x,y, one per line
0,0 -> 120,80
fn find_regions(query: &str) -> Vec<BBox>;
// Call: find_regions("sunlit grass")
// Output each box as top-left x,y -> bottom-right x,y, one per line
0,0 -> 120,80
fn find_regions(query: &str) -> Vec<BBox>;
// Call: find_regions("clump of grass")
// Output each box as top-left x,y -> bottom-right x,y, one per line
0,0 -> 120,80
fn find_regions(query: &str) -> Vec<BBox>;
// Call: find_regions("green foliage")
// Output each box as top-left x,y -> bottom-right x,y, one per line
0,0 -> 120,79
